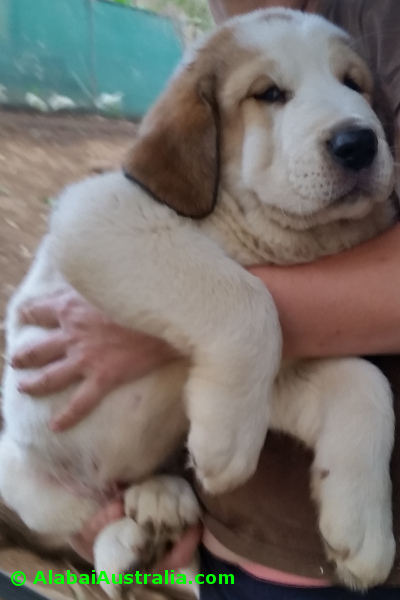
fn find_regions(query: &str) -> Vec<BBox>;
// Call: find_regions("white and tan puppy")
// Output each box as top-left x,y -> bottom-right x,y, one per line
0,8 -> 397,595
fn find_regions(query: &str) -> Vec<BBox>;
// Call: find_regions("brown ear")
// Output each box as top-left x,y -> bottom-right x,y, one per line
123,72 -> 220,219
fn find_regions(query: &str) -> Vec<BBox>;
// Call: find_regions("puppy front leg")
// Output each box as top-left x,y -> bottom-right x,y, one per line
50,181 -> 282,494
272,358 -> 395,590
312,359 -> 395,590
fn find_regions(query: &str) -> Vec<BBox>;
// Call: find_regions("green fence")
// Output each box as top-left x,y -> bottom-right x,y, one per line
0,0 -> 184,118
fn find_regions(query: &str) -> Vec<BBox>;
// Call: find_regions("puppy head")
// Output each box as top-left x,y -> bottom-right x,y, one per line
124,9 -> 395,224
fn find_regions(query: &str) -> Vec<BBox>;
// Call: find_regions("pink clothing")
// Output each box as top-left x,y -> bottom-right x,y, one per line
203,529 -> 332,588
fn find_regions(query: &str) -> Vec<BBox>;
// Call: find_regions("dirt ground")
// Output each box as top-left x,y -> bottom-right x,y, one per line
0,109 -> 142,599
0,109 -> 139,371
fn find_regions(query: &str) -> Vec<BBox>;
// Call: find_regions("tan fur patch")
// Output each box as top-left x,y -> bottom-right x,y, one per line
124,72 -> 219,218
123,27 -> 258,219
329,38 -> 373,100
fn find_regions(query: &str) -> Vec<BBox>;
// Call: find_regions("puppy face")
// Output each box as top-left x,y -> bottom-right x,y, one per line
219,10 -> 394,223
124,9 -> 394,224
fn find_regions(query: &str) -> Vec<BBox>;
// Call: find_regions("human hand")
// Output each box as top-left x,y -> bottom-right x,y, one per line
11,289 -> 178,432
69,500 -> 202,568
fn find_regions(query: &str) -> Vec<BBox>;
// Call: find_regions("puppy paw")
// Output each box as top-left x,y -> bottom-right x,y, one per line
315,470 -> 395,589
94,517 -> 150,598
322,524 -> 395,590
188,420 -> 266,495
124,475 -> 200,560
93,477 -> 199,599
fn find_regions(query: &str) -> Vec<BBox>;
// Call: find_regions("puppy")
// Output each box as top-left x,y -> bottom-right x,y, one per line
0,8 -> 397,595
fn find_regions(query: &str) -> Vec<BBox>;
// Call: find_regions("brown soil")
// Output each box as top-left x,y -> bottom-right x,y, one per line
0,109 -> 141,598
0,109 -> 138,371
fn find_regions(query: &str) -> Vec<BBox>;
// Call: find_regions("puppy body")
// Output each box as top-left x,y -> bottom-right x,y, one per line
0,8 -> 397,594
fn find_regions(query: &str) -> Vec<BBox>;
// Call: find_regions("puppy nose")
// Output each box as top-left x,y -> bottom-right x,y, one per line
327,127 -> 378,171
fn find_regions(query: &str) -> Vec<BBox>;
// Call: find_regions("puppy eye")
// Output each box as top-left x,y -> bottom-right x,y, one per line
253,85 -> 287,104
343,75 -> 363,94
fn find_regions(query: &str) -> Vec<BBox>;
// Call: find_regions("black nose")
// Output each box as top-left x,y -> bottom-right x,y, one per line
327,127 -> 378,171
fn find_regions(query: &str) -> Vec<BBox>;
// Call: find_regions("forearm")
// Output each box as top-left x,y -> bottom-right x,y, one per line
250,224 -> 400,359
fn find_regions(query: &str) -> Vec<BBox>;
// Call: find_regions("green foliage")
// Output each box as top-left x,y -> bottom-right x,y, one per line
105,0 -> 213,31
153,0 -> 213,30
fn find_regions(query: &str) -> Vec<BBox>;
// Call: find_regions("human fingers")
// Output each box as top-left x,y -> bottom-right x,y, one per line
18,296 -> 64,328
156,524 -> 203,571
11,331 -> 67,369
50,378 -> 106,432
69,501 -> 124,562
17,359 -> 81,396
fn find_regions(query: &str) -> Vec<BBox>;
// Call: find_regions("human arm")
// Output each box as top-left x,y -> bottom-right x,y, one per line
15,223 -> 400,421
250,223 -> 400,359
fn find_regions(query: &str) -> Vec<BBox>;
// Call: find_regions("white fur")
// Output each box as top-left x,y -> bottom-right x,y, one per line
0,8 -> 396,593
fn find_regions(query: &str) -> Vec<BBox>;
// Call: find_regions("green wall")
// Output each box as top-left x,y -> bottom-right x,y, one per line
0,0 -> 184,118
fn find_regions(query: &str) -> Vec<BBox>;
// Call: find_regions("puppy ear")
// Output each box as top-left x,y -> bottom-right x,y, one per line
123,72 -> 220,219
